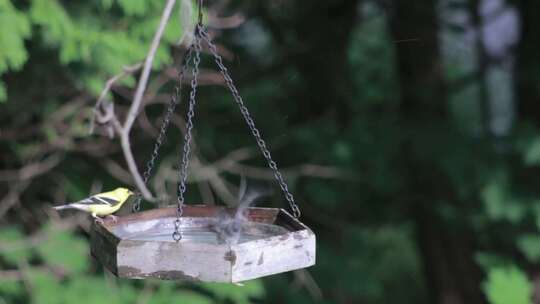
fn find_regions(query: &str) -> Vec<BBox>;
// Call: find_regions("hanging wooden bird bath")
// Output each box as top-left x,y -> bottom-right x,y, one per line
91,205 -> 315,282
90,4 -> 315,283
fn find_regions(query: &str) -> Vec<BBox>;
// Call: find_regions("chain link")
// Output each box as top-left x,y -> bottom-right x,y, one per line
132,46 -> 194,213
199,27 -> 301,218
173,26 -> 203,241
135,22 -> 300,241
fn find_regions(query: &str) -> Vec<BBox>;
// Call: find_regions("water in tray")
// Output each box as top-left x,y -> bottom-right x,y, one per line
112,218 -> 289,244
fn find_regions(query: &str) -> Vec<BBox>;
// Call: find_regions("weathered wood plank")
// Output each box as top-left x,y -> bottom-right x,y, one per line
117,239 -> 232,282
231,228 -> 316,282
91,206 -> 316,282
90,222 -> 120,275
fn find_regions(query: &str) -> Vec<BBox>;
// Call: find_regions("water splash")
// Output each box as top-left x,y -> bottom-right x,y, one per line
112,216 -> 289,244
210,176 -> 273,244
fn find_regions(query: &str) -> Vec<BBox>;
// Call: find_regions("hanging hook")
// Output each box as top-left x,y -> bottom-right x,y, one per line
197,0 -> 203,26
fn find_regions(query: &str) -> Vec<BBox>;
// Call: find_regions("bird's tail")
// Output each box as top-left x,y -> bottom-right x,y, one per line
53,204 -> 75,211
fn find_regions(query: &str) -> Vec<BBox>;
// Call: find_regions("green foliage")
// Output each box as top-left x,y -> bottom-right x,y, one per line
517,234 -> 540,262
0,0 -> 30,71
28,270 -> 63,304
0,227 -> 32,265
308,226 -> 426,303
117,0 -> 150,16
483,266 -> 532,304
202,281 -> 265,304
481,171 -> 526,223
0,0 -> 192,99
0,82 -> 6,101
148,283 -> 212,304
36,223 -> 89,275
30,0 -> 158,94
0,280 -> 23,301
26,269 -> 140,304
62,276 -> 138,304
523,136 -> 540,166
0,0 -> 31,101
475,252 -> 510,270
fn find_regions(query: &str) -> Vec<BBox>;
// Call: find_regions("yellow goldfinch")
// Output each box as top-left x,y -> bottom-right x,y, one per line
53,187 -> 133,223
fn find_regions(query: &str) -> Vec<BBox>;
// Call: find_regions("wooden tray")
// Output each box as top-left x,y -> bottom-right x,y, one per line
90,205 -> 316,282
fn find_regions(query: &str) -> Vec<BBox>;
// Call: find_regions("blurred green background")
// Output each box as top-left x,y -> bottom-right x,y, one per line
1,0 -> 540,303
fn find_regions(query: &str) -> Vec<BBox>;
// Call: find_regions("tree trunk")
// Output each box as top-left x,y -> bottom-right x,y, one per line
515,0 -> 540,123
387,0 -> 446,118
388,1 -> 486,303
254,0 -> 360,126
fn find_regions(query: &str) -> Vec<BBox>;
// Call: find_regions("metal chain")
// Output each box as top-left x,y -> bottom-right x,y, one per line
132,46 -> 194,212
172,26 -> 203,241
199,27 -> 301,218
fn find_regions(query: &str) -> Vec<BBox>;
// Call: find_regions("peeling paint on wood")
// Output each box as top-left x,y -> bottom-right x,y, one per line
146,270 -> 201,281
117,266 -> 141,277
118,266 -> 201,281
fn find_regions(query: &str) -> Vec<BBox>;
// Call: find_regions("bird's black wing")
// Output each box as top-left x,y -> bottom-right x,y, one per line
77,195 -> 120,206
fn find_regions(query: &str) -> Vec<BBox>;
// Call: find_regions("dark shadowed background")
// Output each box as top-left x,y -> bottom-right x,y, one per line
1,0 -> 539,303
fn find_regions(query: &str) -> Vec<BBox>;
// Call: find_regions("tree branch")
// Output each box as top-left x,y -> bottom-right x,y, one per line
89,0 -> 177,200
122,0 -> 177,199
0,154 -> 62,182
124,0 -> 176,132
89,63 -> 142,136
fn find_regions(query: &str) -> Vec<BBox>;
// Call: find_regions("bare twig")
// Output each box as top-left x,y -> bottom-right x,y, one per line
148,144 -> 348,207
163,67 -> 227,86
208,176 -> 237,205
0,154 -> 62,182
0,181 -> 30,219
90,63 -> 142,135
102,160 -> 134,184
177,0 -> 195,46
220,162 -> 353,180
0,269 -> 26,281
121,0 -> 177,200
0,154 -> 62,218
0,215 -> 88,253
292,269 -> 323,301
207,12 -> 245,29
124,0 -> 176,133
192,157 -> 237,205
185,145 -> 352,182
197,178 -> 215,205
0,264 -> 70,282
137,109 -> 160,138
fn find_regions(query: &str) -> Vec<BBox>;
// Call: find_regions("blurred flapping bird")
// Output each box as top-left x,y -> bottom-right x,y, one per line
53,187 -> 133,223
210,177 -> 273,244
